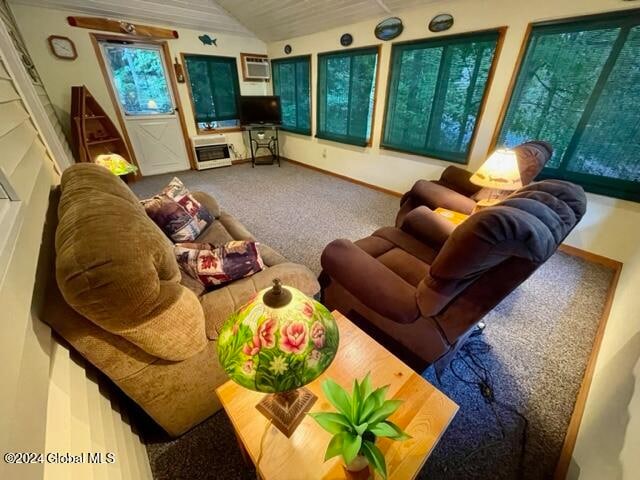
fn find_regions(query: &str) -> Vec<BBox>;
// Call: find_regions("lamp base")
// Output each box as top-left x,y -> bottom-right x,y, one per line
256,388 -> 317,437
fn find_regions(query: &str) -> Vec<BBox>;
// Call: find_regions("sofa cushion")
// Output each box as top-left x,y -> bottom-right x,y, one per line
56,164 -> 207,361
142,177 -> 213,242
200,263 -> 321,339
175,241 -> 265,288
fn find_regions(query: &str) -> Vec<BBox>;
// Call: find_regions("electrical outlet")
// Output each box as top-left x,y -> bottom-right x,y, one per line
322,148 -> 327,159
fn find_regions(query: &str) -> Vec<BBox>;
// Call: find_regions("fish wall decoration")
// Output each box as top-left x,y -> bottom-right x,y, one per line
198,34 -> 217,46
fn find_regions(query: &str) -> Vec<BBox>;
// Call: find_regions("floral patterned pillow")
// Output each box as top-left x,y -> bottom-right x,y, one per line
141,177 -> 213,242
175,241 -> 265,288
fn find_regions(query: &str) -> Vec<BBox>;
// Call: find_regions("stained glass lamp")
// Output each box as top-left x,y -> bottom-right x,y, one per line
217,279 -> 339,437
94,153 -> 138,176
470,148 -> 522,208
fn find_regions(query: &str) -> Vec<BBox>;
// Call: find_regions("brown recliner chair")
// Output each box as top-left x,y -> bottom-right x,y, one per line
320,180 -> 586,371
395,141 -> 553,227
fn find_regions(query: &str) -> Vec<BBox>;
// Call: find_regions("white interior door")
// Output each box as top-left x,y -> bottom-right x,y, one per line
100,41 -> 190,176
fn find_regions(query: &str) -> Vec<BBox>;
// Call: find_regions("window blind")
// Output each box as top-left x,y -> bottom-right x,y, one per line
497,12 -> 640,200
382,31 -> 500,163
183,54 -> 241,123
272,56 -> 311,135
317,47 -> 378,146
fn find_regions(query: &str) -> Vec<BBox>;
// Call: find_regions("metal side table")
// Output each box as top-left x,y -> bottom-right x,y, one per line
247,125 -> 280,167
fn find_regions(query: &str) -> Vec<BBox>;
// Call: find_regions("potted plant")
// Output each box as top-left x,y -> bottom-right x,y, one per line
309,373 -> 410,479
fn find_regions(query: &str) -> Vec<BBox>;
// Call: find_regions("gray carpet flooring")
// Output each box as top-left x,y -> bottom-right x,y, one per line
131,161 -> 615,480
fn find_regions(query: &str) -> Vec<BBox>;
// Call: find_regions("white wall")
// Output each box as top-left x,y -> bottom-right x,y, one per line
265,1 -> 640,478
0,9 -> 152,479
11,3 -> 269,162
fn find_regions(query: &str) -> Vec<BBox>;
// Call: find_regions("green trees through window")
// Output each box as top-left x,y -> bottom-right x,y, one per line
317,47 -> 379,146
103,44 -> 173,115
183,54 -> 241,131
382,31 -> 500,163
498,12 -> 640,200
272,56 -> 311,135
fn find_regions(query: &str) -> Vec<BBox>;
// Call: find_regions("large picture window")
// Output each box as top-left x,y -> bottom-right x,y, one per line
382,30 -> 500,163
272,56 -> 311,135
317,46 -> 379,146
183,54 -> 241,132
497,11 -> 640,200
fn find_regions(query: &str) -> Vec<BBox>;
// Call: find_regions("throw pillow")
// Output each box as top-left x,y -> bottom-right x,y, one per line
141,177 -> 213,242
175,241 -> 265,287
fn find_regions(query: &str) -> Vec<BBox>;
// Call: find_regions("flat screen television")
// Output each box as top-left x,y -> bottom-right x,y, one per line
239,96 -> 281,125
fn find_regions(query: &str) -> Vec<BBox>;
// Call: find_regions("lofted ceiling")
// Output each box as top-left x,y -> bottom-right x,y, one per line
216,0 -> 439,41
10,0 -> 440,41
8,0 -> 255,37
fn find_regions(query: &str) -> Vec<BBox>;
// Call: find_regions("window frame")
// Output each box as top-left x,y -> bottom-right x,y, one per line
271,54 -> 312,136
491,9 -> 640,201
180,52 -> 244,135
316,45 -> 381,147
380,28 -> 505,164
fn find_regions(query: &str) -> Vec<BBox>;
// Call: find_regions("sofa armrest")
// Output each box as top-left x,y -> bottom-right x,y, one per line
408,179 -> 477,215
438,166 -> 482,197
321,239 -> 419,324
400,206 -> 455,250
192,191 -> 221,218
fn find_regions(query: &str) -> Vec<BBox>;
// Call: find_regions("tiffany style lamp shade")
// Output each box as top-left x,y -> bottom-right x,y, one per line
217,279 -> 339,436
94,153 -> 138,176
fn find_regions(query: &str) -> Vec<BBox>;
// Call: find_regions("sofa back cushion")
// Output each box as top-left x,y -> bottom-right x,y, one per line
417,180 -> 586,316
55,164 -> 206,361
513,140 -> 553,185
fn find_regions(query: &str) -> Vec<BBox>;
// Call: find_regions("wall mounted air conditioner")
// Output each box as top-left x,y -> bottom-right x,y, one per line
191,135 -> 232,170
241,53 -> 270,81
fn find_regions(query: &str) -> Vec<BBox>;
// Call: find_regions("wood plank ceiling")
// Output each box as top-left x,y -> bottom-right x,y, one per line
9,0 -> 255,37
10,0 -> 439,41
216,0 -> 439,41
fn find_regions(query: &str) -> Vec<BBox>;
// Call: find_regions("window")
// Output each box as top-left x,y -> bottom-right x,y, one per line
183,54 -> 241,131
272,56 -> 311,135
317,47 -> 379,146
103,44 -> 173,115
382,30 -> 501,163
497,12 -> 640,200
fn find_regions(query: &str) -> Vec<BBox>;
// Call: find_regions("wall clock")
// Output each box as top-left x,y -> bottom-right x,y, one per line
340,33 -> 353,47
284,44 -> 292,54
48,35 -> 77,60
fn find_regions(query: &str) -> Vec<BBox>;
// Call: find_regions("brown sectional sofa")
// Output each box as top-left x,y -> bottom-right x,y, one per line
45,164 -> 319,436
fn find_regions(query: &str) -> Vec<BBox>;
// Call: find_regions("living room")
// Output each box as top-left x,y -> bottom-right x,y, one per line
0,0 -> 638,479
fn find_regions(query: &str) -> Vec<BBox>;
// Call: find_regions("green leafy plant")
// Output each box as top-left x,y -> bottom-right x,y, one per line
309,373 -> 410,479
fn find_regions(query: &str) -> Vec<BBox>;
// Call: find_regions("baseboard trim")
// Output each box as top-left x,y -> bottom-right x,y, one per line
553,250 -> 622,479
558,244 -> 621,269
283,157 -> 403,198
231,157 -> 252,165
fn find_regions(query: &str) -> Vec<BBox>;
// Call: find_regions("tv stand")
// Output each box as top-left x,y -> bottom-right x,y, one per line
246,125 -> 280,167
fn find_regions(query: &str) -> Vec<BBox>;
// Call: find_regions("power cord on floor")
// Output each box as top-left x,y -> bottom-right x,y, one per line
255,419 -> 272,479
444,336 -> 529,478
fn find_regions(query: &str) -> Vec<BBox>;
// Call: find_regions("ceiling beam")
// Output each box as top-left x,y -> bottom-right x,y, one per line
374,0 -> 391,14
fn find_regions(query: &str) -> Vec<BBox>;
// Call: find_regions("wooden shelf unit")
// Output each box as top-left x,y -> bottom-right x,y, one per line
70,85 -> 133,171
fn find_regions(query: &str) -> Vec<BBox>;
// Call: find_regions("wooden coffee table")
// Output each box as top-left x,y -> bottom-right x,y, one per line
216,311 -> 458,479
